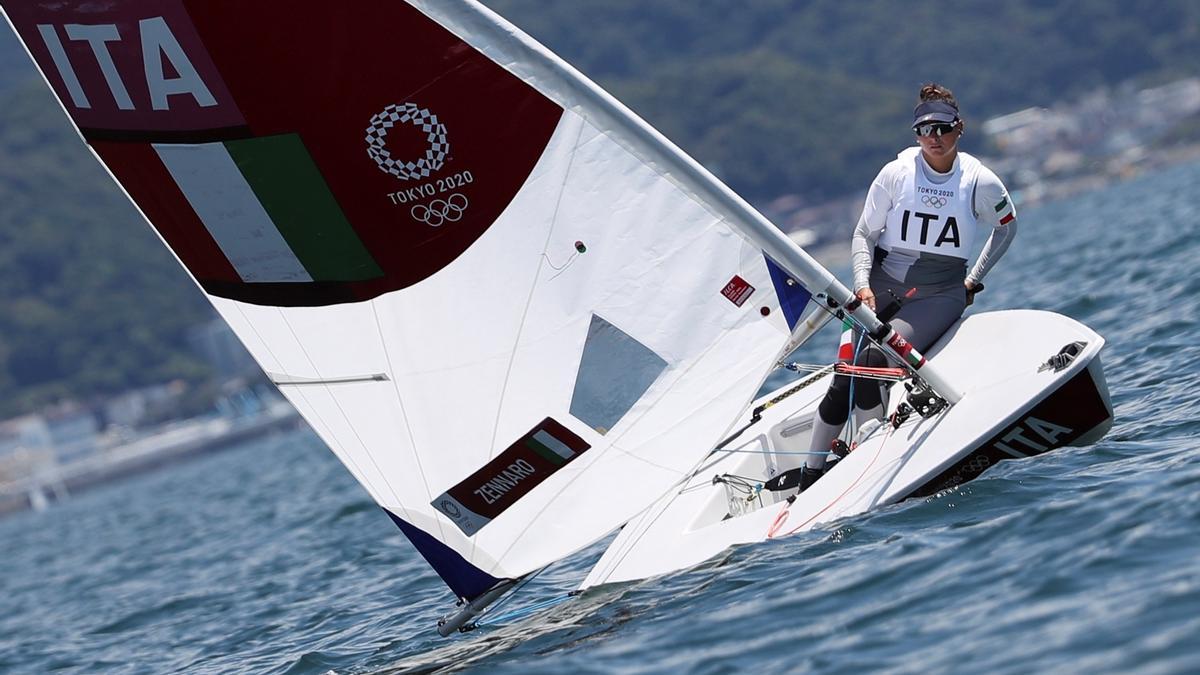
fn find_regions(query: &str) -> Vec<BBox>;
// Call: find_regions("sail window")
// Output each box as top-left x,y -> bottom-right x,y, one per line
570,315 -> 667,435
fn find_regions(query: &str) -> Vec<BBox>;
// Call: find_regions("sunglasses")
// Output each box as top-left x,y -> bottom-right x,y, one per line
914,122 -> 959,138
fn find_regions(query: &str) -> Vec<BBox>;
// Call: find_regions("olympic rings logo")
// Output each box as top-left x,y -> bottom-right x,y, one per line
964,454 -> 991,474
921,195 -> 948,208
411,193 -> 468,227
439,499 -> 462,519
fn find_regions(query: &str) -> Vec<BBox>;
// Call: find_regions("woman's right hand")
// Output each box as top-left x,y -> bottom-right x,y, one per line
856,287 -> 876,311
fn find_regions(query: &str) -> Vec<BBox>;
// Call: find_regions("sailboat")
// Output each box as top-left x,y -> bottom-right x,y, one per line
2,0 -> 1111,635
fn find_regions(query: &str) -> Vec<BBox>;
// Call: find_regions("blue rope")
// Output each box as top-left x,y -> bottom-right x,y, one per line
845,331 -> 867,439
474,593 -> 575,627
471,565 -> 546,623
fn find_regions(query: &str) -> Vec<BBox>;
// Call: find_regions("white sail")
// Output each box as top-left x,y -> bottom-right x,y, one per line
1,0 -> 826,602
213,108 -> 808,583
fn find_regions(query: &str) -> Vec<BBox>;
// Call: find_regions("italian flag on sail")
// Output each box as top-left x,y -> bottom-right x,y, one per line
524,428 -> 580,466
154,135 -> 382,283
7,0 -> 564,308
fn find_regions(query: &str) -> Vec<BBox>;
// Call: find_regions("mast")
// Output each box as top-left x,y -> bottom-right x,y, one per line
425,0 -> 963,403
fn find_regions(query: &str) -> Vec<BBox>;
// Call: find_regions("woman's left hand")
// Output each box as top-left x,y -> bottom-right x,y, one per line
855,287 -> 876,311
965,280 -> 983,306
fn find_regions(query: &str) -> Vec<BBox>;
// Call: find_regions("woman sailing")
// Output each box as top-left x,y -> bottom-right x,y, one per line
798,83 -> 1020,492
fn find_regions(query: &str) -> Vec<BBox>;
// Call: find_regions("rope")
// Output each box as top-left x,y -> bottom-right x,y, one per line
834,364 -> 907,380
713,473 -> 765,509
709,363 -> 834,453
473,593 -> 575,627
467,565 -> 548,627
806,290 -> 929,393
464,560 -> 583,630
713,473 -> 762,490
779,421 -> 900,537
781,363 -> 832,373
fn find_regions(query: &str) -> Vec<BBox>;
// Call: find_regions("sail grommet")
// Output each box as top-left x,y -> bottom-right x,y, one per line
760,307 -> 771,316
574,240 -> 587,253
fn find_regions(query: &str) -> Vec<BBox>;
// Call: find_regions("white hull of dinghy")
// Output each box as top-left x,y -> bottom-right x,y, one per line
582,309 -> 1113,588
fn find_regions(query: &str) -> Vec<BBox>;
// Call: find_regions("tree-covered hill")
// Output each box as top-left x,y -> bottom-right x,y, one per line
0,81 -> 211,415
0,27 -> 26,95
488,0 -> 1200,200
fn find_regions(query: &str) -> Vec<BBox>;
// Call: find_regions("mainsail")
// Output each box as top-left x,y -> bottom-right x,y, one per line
1,0 -> 944,619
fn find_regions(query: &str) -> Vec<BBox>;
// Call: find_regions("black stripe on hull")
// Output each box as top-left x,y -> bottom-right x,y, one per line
907,365 -> 1111,499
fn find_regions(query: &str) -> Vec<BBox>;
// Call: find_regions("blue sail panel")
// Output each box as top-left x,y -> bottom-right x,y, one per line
765,255 -> 813,330
384,510 -> 503,601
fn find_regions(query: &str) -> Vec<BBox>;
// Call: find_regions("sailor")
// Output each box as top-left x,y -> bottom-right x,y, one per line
799,83 -> 1019,491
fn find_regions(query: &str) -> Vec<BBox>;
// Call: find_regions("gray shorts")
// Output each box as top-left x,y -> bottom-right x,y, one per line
868,267 -> 966,351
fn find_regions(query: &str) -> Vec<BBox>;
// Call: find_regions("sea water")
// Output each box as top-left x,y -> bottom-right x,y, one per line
2,160 -> 1198,674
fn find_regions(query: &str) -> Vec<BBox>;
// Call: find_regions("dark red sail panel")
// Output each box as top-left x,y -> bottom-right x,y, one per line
3,0 -> 564,306
4,0 -> 245,136
90,140 -> 240,284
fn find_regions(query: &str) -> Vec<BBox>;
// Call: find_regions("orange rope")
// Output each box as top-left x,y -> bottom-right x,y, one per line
834,363 -> 907,379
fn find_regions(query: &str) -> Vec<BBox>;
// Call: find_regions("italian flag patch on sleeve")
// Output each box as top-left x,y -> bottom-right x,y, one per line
995,195 -> 1016,226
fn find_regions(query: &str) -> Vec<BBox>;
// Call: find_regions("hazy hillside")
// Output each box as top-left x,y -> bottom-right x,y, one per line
488,0 -> 1200,199
0,24 -> 28,95
0,82 -> 211,415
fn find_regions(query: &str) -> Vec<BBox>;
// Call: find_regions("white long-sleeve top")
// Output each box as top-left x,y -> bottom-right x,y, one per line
851,148 -> 1017,292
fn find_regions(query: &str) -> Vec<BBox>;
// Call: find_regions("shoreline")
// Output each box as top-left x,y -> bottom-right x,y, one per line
0,404 -> 303,518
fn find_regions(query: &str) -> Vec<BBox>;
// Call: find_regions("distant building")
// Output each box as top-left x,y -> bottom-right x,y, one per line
0,415 -> 53,459
982,107 -> 1080,159
982,76 -> 1200,181
40,404 -> 100,464
0,405 -> 99,466
188,317 -> 260,380
101,383 -> 183,429
0,419 -> 55,484
0,428 -> 17,463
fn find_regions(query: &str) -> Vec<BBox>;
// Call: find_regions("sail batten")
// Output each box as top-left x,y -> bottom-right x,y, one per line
269,373 -> 390,386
